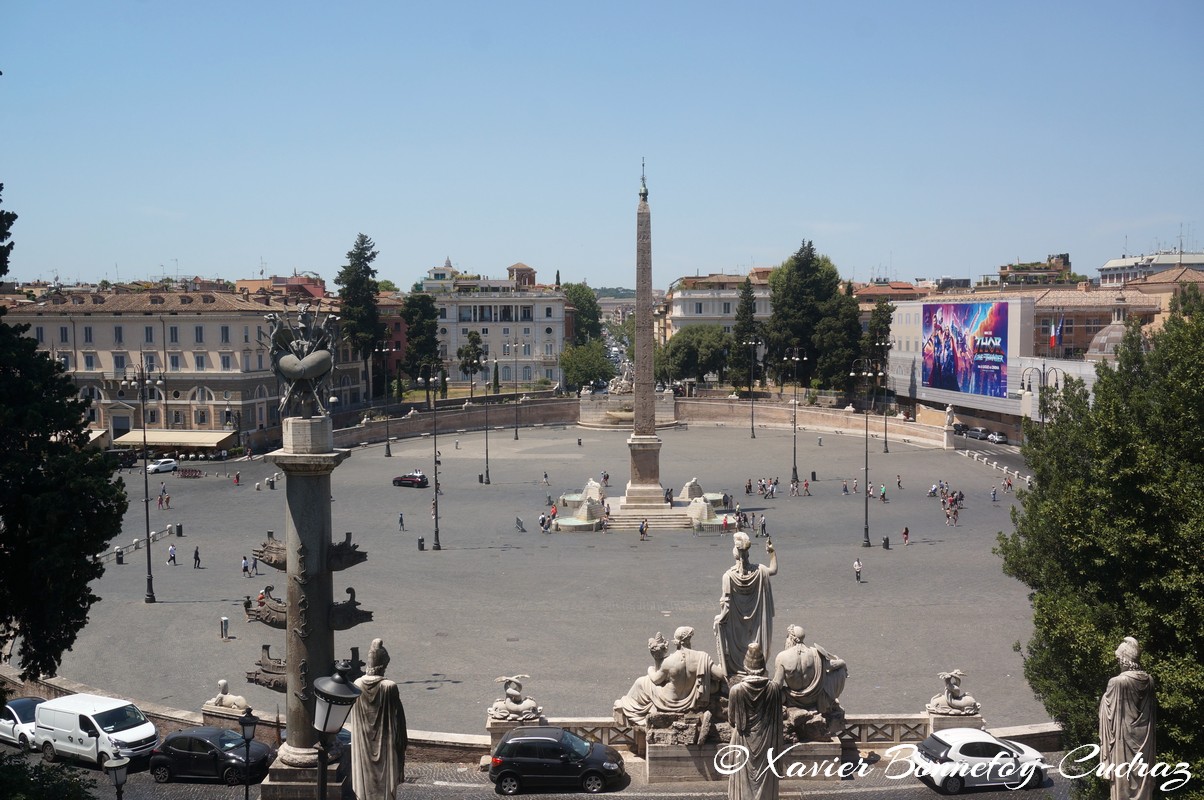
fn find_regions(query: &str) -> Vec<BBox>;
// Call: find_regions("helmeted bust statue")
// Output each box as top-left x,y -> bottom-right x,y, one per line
1099,637 -> 1156,800
350,639 -> 407,800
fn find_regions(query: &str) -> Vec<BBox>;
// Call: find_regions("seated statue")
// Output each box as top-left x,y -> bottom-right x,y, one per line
927,669 -> 980,715
488,675 -> 544,721
614,627 -> 725,725
206,679 -> 249,710
771,624 -> 847,740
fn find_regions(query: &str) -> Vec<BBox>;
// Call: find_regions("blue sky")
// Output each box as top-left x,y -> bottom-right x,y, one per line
3,1 -> 1201,291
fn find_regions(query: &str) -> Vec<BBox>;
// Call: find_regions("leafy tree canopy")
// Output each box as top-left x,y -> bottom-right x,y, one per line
662,324 -> 730,384
0,753 -> 99,800
456,330 -> 485,387
401,293 -> 440,403
0,183 -> 129,690
560,339 -> 616,389
764,240 -> 847,385
335,233 -> 385,362
729,277 -> 761,390
378,279 -> 399,293
996,287 -> 1204,796
864,299 -> 895,363
563,283 -> 602,345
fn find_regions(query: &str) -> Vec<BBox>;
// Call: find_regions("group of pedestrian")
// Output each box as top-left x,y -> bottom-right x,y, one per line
930,479 -> 965,526
538,504 -> 558,533
241,555 -> 260,578
638,518 -> 649,541
746,477 -> 781,499
156,481 -> 172,509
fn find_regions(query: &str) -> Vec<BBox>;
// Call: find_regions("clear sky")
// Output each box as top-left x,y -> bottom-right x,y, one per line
3,1 -> 1201,291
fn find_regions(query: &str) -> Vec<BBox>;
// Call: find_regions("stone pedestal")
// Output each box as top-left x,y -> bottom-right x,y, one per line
623,435 -> 664,508
929,712 -> 984,731
943,427 -> 955,450
259,751 -> 345,800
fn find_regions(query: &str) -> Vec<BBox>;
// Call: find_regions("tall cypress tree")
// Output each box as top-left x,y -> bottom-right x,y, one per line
335,234 -> 385,399
730,277 -> 760,391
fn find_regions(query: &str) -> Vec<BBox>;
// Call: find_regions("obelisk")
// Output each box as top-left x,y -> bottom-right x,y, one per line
624,166 -> 665,507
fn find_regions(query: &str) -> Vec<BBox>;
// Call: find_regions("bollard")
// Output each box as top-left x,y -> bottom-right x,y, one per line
811,470 -> 817,482
176,523 -> 183,537
455,439 -> 460,449
268,477 -> 275,490
818,436 -> 823,446
133,538 -> 141,550
882,536 -> 890,550
478,473 -> 483,483
418,537 -> 425,552
115,547 -> 124,565
220,617 -> 230,641
255,482 -> 261,491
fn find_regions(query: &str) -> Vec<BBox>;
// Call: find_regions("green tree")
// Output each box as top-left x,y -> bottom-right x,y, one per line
560,339 -> 616,390
663,324 -> 730,384
765,241 -> 854,385
863,299 -> 895,362
812,288 -> 863,392
335,233 -> 385,398
0,752 -> 98,800
378,279 -> 399,293
456,331 -> 485,398
563,283 -> 602,345
729,277 -> 760,391
996,293 -> 1204,798
401,293 -> 440,406
492,359 -> 500,394
0,184 -> 130,690
555,269 -> 561,287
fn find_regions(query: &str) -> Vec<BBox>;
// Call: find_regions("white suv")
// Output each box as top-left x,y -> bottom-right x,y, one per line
146,458 -> 179,474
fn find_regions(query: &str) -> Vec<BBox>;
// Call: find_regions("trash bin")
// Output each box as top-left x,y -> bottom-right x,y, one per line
882,536 -> 890,550
418,537 -> 425,552
577,438 -> 582,446
115,547 -> 124,565
267,477 -> 275,490
176,523 -> 183,537
811,470 -> 817,482
478,473 -> 483,483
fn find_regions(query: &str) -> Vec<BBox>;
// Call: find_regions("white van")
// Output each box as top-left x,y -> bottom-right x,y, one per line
34,693 -> 159,765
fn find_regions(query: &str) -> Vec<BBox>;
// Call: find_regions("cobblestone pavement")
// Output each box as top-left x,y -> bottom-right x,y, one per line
53,420 -> 1043,740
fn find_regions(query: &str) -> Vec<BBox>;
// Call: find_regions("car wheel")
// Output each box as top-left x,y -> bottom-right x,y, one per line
581,772 -> 606,794
151,765 -> 172,783
497,773 -> 521,795
942,775 -> 964,795
1024,768 -> 1044,789
224,766 -> 246,786
18,733 -> 29,750
97,753 -> 109,770
41,741 -> 56,763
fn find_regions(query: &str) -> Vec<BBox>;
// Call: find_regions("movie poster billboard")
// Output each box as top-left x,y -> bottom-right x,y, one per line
921,302 -> 1008,398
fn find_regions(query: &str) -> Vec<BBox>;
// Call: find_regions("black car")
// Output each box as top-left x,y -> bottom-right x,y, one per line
951,423 -> 969,436
489,725 -> 625,795
392,470 -> 429,488
149,726 -> 275,786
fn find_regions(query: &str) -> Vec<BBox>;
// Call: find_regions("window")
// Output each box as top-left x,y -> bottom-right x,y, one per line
147,409 -> 158,424
502,343 -> 510,356
502,327 -> 510,336
438,308 -> 447,319
546,368 -> 554,380
242,353 -> 250,371
35,326 -> 44,343
544,342 -> 553,356
196,410 -> 207,425
114,354 -> 127,371
145,325 -> 154,343
60,326 -> 69,343
523,327 -> 530,336
1062,318 -> 1075,337
545,327 -> 553,335
257,325 -> 263,343
523,366 -> 532,381
244,326 -> 250,343
114,325 -> 123,344
462,328 -> 469,335
194,325 -> 204,343
695,302 -> 703,315
481,327 -> 488,335
723,302 -> 731,315
144,354 -> 156,372
169,325 -> 179,344
85,354 -> 96,370
173,410 -> 182,425
522,343 -> 531,356
84,326 -> 93,343
170,355 -> 181,371
59,354 -> 70,369
219,324 -> 228,344
221,354 -> 232,371
545,307 -> 552,318
502,365 -> 512,381
257,353 -> 264,370
195,354 -> 206,371
520,306 -> 533,321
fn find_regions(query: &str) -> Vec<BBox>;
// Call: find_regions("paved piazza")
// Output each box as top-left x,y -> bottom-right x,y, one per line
63,420 -> 1049,737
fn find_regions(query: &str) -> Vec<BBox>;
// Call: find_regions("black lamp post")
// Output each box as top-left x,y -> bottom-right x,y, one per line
238,707 -> 259,800
377,347 -> 392,457
743,339 -> 761,439
481,356 -> 494,484
850,358 -> 884,548
104,755 -> 130,800
783,347 -> 804,483
418,366 -> 443,551
122,366 -> 163,603
312,662 -> 361,800
1022,362 -> 1066,431
877,339 -> 892,454
512,338 -> 522,440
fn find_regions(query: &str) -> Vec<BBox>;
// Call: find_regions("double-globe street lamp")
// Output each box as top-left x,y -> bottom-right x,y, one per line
375,347 -> 395,458
1021,362 -> 1067,431
122,366 -> 164,603
417,365 -> 443,551
238,707 -> 259,800
511,338 -> 524,440
783,347 -> 806,483
850,358 -> 885,548
743,339 -> 762,439
312,662 -> 360,800
876,339 -> 892,454
481,356 -> 496,484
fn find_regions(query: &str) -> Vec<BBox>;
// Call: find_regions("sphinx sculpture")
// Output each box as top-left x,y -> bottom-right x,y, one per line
206,679 -> 249,710
772,624 -> 848,741
926,669 -> 980,716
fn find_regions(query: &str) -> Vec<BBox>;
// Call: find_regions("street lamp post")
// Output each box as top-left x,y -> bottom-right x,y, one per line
878,339 -> 892,454
512,338 -> 522,440
481,356 -> 494,485
375,348 -> 393,457
418,366 -> 443,551
312,662 -> 361,800
743,339 -> 761,439
103,756 -> 130,800
850,358 -> 884,548
783,347 -> 804,483
1022,362 -> 1066,431
238,707 -> 259,800
122,366 -> 163,603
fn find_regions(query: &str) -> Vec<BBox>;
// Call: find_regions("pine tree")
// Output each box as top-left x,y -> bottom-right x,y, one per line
335,234 -> 384,398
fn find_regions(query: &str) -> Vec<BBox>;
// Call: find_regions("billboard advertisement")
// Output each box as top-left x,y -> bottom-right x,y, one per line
921,302 -> 1008,398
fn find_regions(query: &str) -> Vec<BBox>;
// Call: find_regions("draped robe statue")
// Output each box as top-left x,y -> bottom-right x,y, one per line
351,639 -> 407,800
727,643 -> 782,800
614,627 -> 724,725
714,532 -> 777,678
1099,637 -> 1156,800
773,624 -> 848,739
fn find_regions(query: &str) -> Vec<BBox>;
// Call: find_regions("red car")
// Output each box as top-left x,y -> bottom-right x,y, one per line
392,471 -> 429,488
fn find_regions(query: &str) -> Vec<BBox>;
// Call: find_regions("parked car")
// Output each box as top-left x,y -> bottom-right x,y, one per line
392,470 -> 429,488
951,423 -> 969,436
146,458 -> 179,474
104,449 -> 138,470
0,696 -> 45,750
987,431 -> 1010,444
964,427 -> 991,440
489,725 -> 625,795
908,727 -> 1045,794
150,726 -> 275,786
36,693 -> 159,765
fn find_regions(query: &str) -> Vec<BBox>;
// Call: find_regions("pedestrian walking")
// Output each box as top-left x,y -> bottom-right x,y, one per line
852,478 -> 858,494
853,558 -> 863,583
164,493 -> 171,509
242,556 -> 250,578
639,519 -> 648,541
542,471 -> 550,486
991,486 -> 998,503
160,481 -> 167,497
880,484 -> 887,503
759,514 -> 767,537
166,544 -> 177,565
398,511 -> 405,531
193,546 -> 201,568
902,526 -> 910,546
251,556 -> 259,575
803,479 -> 811,496
842,480 -> 849,495
234,471 -> 240,486
896,474 -> 902,489
157,494 -> 164,509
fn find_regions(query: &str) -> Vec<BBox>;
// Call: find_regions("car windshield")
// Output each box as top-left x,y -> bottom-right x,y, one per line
214,728 -> 246,751
93,704 -> 149,734
10,701 -> 39,723
561,730 -> 591,759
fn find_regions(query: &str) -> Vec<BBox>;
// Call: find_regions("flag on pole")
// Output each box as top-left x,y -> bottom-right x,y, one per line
1049,319 -> 1057,349
1056,314 -> 1065,347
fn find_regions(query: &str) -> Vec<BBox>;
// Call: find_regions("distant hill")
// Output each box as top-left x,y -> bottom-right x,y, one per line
594,287 -> 635,298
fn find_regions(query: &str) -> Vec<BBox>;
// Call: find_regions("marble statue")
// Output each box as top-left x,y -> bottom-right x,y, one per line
206,679 -> 248,710
614,627 -> 724,725
350,639 -> 407,800
488,675 -> 544,721
773,624 -> 848,741
1099,637 -> 1156,800
945,404 -> 954,428
926,669 -> 980,716
266,304 -> 340,418
727,643 -> 783,800
608,360 -> 635,395
714,532 -> 777,678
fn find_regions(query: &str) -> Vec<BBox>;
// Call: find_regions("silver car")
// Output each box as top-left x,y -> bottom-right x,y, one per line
0,697 -> 46,750
987,431 -> 1009,444
147,458 -> 179,474
908,727 -> 1045,794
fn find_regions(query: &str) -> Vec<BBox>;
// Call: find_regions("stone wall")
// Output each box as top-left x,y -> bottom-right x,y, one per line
675,399 -> 947,448
334,398 -> 580,449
